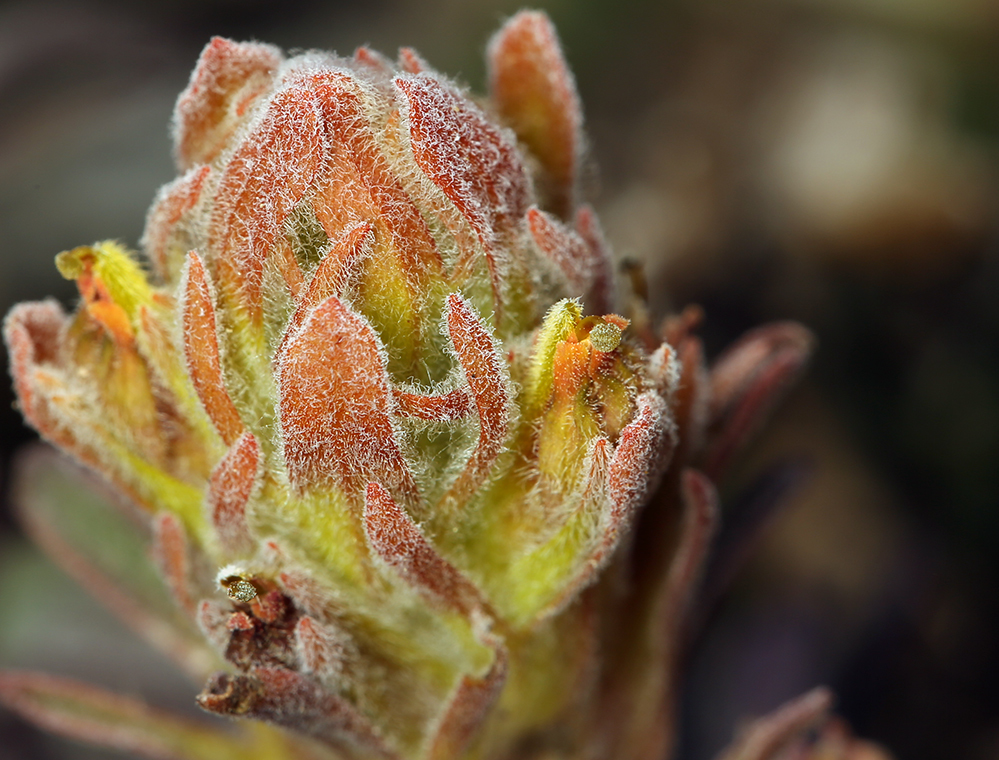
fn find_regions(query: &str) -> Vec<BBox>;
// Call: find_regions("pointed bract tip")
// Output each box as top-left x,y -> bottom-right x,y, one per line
174,36 -> 282,170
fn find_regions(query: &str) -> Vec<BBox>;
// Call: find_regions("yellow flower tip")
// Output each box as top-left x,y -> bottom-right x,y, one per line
63,243 -> 161,351
536,311 -> 633,411
54,247 -> 88,280
92,242 -> 154,317
536,312 -> 640,490
535,312 -> 634,494
527,298 -> 583,410
57,242 -> 155,335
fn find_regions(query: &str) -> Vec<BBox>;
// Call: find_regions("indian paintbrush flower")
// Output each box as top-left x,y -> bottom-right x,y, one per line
1,11 -> 882,760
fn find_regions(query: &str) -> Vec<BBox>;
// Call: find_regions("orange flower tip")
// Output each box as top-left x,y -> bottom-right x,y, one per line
174,36 -> 283,170
442,294 -> 512,506
552,339 -> 589,397
354,46 -> 393,73
398,47 -> 429,74
207,431 -> 259,554
295,616 -> 350,680
526,206 -> 593,293
180,251 -> 245,445
527,297 -> 584,409
364,481 -> 481,615
394,74 -> 531,249
607,392 -> 674,521
55,242 -> 153,331
142,165 -> 212,282
488,11 -> 582,220
278,295 -> 414,494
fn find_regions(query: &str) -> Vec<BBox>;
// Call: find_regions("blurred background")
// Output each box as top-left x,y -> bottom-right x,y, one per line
0,0 -> 997,757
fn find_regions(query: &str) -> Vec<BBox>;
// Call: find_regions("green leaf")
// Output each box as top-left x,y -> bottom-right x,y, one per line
11,445 -> 217,680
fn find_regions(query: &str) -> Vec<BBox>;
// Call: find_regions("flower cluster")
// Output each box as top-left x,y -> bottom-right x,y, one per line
2,11 -> 880,760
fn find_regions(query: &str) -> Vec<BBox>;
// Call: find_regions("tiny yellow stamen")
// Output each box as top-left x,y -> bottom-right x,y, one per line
589,322 -> 622,353
220,574 -> 258,602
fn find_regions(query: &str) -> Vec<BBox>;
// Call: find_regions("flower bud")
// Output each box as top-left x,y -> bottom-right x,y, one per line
2,11 -> 822,760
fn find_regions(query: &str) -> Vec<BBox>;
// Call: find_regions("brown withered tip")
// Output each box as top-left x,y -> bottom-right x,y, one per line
196,672 -> 261,716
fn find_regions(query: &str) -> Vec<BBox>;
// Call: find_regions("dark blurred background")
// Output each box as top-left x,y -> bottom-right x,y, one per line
1,0 -> 997,758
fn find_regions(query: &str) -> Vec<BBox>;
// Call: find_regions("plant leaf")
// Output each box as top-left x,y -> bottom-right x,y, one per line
12,446 -> 217,680
0,670 -> 256,760
714,687 -> 833,760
